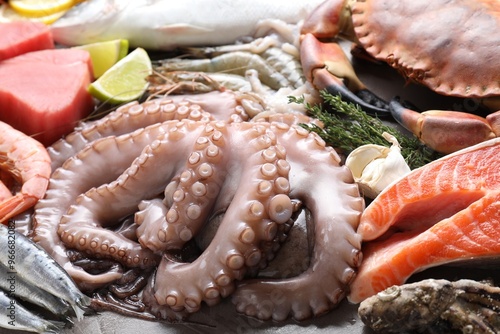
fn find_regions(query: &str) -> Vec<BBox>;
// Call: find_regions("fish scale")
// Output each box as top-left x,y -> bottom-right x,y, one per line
0,262 -> 72,318
0,290 -> 65,334
0,224 -> 91,321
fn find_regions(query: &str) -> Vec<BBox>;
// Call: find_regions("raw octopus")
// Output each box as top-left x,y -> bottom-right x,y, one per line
32,90 -> 364,321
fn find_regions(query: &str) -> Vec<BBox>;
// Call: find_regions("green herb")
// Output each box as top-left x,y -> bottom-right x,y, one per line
291,91 -> 442,169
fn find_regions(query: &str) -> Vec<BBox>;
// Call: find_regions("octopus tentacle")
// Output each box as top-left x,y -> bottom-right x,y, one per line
49,91 -> 249,170
231,123 -> 365,321
33,124 -> 169,290
135,198 -> 169,253
151,123 -> 293,313
140,272 -> 189,322
57,120 -> 208,268
137,122 -> 229,252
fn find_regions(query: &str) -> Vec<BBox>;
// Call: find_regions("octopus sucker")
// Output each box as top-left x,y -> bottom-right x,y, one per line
57,123 -> 211,266
33,129 -> 168,289
48,91 -> 250,170
34,120 -> 202,289
231,125 -> 364,321
150,123 -> 293,313
140,124 -> 230,252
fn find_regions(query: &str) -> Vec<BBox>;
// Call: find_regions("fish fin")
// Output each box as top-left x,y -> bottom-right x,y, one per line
44,319 -> 67,334
71,303 -> 86,321
71,294 -> 93,321
158,23 -> 213,35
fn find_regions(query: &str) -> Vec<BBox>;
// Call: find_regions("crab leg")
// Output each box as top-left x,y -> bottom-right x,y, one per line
300,0 -> 390,116
390,99 -> 497,154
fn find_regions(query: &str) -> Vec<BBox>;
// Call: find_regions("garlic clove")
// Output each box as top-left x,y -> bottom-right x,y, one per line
345,132 -> 411,199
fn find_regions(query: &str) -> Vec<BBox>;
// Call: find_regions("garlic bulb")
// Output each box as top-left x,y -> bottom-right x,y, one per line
345,132 -> 411,199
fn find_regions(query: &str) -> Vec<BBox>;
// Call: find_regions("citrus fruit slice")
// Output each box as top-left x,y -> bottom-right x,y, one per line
9,0 -> 76,17
0,3 -> 67,24
74,39 -> 129,78
88,48 -> 152,104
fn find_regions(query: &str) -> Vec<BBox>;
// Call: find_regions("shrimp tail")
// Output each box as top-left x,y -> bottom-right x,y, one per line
0,193 -> 37,224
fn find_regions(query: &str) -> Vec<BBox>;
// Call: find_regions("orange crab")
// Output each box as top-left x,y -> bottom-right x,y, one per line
300,0 -> 500,154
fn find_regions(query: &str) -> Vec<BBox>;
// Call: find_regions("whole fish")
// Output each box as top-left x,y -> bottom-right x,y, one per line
50,0 -> 325,49
0,224 -> 91,320
0,263 -> 73,319
0,290 -> 65,334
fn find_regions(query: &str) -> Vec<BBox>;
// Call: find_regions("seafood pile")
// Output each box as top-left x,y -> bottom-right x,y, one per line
0,0 -> 499,332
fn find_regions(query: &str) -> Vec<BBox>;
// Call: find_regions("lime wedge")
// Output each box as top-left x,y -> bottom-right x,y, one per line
9,0 -> 76,17
88,48 -> 152,104
74,39 -> 129,78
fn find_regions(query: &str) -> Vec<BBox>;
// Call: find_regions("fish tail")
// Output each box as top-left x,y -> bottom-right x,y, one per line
44,319 -> 67,334
72,294 -> 93,321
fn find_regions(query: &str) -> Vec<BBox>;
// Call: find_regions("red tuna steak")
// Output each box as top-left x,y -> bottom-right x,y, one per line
0,49 -> 95,145
0,21 -> 54,61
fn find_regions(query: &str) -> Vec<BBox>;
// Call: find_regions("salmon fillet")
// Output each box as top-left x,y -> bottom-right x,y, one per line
349,138 -> 500,303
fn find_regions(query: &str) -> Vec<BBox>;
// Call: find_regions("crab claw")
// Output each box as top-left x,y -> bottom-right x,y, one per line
300,33 -> 389,117
390,99 -> 497,154
485,111 -> 500,137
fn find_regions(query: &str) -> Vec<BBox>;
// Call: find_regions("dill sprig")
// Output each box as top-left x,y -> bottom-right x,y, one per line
291,91 -> 442,169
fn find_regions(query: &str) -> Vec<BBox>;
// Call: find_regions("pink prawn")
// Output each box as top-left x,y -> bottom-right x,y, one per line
0,121 -> 51,224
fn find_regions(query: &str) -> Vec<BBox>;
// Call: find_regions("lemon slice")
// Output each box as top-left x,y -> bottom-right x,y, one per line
0,4 -> 66,24
9,0 -> 76,17
88,48 -> 152,104
74,39 -> 129,78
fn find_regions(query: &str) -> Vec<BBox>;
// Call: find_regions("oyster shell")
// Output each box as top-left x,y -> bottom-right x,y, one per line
358,278 -> 500,334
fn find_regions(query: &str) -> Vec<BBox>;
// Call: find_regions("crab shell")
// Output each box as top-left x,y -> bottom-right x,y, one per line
351,0 -> 500,98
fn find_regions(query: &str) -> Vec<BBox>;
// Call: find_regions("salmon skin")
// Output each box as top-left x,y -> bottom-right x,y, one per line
349,137 -> 500,303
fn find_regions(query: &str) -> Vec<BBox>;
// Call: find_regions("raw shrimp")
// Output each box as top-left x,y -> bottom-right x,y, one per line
0,121 -> 51,223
